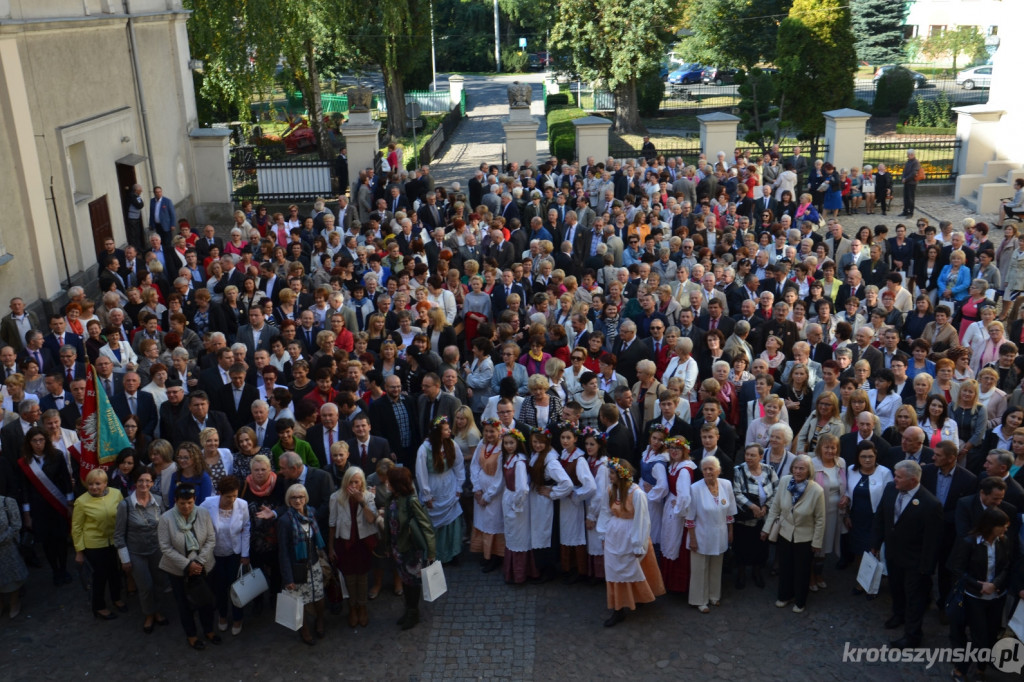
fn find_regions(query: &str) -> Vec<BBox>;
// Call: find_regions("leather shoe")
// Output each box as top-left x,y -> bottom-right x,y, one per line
884,615 -> 906,629
734,569 -> 746,589
889,636 -> 920,649
603,609 -> 625,627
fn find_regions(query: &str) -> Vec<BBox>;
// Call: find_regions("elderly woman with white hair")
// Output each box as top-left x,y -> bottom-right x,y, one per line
763,422 -> 798,478
761,454 -> 825,613
685,455 -> 737,613
746,392 -> 786,450
662,337 -> 698,402
631,359 -> 664,424
278,483 -> 327,644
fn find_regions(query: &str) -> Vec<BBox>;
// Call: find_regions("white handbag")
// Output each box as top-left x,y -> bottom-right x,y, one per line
275,590 -> 305,630
421,560 -> 447,602
230,565 -> 269,608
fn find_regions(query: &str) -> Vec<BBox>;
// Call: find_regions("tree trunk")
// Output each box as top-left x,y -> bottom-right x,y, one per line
613,79 -> 645,135
304,40 -> 333,160
383,65 -> 407,148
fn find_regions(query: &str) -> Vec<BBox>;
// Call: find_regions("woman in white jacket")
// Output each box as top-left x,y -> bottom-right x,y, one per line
686,455 -> 737,613
98,327 -> 138,373
198,477 -> 250,635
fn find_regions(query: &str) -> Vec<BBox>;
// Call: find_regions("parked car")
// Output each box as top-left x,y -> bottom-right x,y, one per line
667,63 -> 704,85
873,64 -> 927,89
702,67 -> 739,85
528,52 -> 551,70
956,65 -> 992,90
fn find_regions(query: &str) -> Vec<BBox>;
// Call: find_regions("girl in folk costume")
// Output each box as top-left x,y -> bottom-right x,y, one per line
581,428 -> 610,582
639,424 -> 671,553
527,428 -> 573,582
601,458 -> 666,627
470,419 -> 506,573
414,417 -> 466,564
501,429 -> 536,584
659,437 -> 697,593
555,423 -> 597,583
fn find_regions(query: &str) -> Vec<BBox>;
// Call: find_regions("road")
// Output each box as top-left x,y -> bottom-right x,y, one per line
660,78 -> 988,107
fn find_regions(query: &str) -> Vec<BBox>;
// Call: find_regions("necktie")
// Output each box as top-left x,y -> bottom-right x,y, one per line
361,443 -> 367,463
33,351 -> 42,367
105,379 -> 113,395
306,330 -> 313,347
129,395 -> 137,414
895,491 -> 909,521
257,425 -> 264,446
710,318 -> 718,331
327,429 -> 334,447
623,411 -> 635,440
67,368 -> 73,383
654,341 -> 661,355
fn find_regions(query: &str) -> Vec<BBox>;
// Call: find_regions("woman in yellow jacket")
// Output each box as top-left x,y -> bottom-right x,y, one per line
761,455 -> 825,614
72,468 -> 125,619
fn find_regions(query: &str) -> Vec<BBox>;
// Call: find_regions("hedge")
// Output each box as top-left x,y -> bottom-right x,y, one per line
546,107 -> 588,162
544,92 -> 575,112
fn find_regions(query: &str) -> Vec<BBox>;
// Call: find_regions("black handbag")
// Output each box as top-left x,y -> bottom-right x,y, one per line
291,560 -> 309,584
184,573 -> 214,609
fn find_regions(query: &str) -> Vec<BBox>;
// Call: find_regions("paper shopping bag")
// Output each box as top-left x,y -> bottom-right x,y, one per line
1009,600 -> 1024,641
857,551 -> 883,595
421,560 -> 447,602
275,590 -> 304,631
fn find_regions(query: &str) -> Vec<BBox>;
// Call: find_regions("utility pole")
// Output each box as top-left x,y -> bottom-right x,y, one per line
493,0 -> 501,72
429,0 -> 437,91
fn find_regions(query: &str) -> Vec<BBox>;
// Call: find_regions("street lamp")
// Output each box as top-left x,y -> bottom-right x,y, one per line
493,0 -> 501,72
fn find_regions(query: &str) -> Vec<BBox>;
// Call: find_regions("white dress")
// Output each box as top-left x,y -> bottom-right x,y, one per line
660,461 -> 697,561
601,484 -> 650,583
685,479 -> 737,556
415,441 -> 466,529
528,449 -> 573,550
640,447 -> 670,545
470,440 -> 505,535
558,448 -> 597,546
586,456 -> 609,557
501,454 -> 531,552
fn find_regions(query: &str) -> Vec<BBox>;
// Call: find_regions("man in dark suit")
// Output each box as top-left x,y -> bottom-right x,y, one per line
110,372 -> 158,437
417,192 -> 446,231
195,224 -> 225,262
689,419 -> 736,482
759,303 -> 800,357
98,258 -> 128,295
489,270 -> 526,317
486,228 -> 516,271
611,321 -> 648,388
468,169 -> 486,210
851,326 -> 884,374
295,311 -> 323,356
567,314 -> 592,353
213,365 -> 259,431
599,403 -> 635,468
785,147 -> 809,191
498,194 -> 521,226
257,262 -> 286,306
1,400 -> 39,464
982,449 -> 1024,511
305,402 -> 345,469
643,394 -> 688,443
920,441 -> 978,617
173,390 -> 234,450
42,315 -> 83,361
954,477 -> 1020,543
367,375 -> 419,467
157,380 -> 188,440
213,256 -> 245,296
278,450 -> 334,533
38,373 -> 71,414
348,413 -> 391,473
871,460 -> 943,648
17,331 -> 56,375
881,426 -> 934,470
416,373 -> 460,440
235,308 -> 280,365
687,399 -> 738,463
754,185 -> 778,218
696,300 -> 735,338
839,411 -> 890,464
149,186 -> 177,240
199,347 -> 235,394
247,399 -> 278,451
59,377 -> 86,431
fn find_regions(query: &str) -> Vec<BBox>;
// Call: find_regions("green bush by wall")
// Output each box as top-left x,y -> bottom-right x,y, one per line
547,107 -> 588,162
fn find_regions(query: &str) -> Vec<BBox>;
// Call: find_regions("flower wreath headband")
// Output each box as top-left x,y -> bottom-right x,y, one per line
432,415 -> 450,428
481,418 -> 502,428
607,457 -> 632,483
505,428 -> 527,444
665,436 -> 690,450
581,426 -> 607,444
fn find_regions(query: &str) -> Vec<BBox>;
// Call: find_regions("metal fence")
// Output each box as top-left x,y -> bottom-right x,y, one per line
607,140 -> 829,169
229,146 -> 336,202
289,90 -> 453,115
862,135 -> 960,184
571,82 -> 739,114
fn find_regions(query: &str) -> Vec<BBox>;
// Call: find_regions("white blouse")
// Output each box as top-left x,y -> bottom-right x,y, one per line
685,478 -> 737,556
200,496 -> 251,557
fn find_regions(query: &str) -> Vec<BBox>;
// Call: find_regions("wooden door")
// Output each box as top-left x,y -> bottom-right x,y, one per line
115,163 -> 137,226
88,195 -> 113,255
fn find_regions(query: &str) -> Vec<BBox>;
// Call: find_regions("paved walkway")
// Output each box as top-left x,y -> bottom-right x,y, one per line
430,73 -> 548,186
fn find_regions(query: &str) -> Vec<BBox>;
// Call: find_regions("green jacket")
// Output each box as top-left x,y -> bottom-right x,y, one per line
271,439 -> 319,469
386,493 -> 436,561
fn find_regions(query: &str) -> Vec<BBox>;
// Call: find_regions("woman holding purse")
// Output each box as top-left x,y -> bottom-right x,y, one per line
199,477 -> 250,636
278,483 -> 328,645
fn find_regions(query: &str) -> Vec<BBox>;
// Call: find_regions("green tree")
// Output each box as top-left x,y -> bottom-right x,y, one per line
550,0 -> 678,133
681,0 -> 793,70
735,69 -> 780,153
922,26 -> 987,72
776,0 -> 857,150
850,0 -> 907,65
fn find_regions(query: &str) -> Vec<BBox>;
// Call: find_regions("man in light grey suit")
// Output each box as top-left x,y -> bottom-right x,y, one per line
779,341 -> 824,387
671,168 -> 697,207
416,372 -> 461,439
235,308 -> 280,364
576,196 -> 597,231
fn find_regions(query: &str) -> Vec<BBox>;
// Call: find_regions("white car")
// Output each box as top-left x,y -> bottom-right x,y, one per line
956,65 -> 992,90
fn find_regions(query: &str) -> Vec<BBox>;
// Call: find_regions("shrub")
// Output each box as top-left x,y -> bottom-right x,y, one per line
902,92 -> 956,128
546,107 -> 588,162
545,93 -> 573,111
872,67 -> 915,116
636,69 -> 665,118
501,48 -> 529,74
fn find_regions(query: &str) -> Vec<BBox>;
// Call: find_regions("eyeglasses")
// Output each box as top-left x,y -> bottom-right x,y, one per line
571,356 -> 585,362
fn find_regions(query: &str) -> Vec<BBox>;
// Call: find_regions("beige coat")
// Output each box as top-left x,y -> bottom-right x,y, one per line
763,475 -> 826,548
157,507 -> 217,576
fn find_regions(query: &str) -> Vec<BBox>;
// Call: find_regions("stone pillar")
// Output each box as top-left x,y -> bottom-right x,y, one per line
543,73 -> 560,96
697,112 -> 740,161
189,128 -> 234,224
342,89 -> 382,181
952,105 -> 1005,177
502,82 -> 538,167
823,108 -> 870,172
447,74 -> 464,112
574,116 -> 612,163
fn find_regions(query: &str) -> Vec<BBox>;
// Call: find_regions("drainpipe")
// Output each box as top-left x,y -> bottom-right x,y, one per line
124,1 -> 158,188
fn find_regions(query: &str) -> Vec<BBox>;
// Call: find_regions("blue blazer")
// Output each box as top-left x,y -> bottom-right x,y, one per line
150,196 -> 177,234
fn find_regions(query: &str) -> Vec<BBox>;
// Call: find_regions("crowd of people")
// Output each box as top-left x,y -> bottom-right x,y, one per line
1,149 -> 1024,676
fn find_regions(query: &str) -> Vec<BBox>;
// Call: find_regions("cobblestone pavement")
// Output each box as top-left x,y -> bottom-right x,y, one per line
2,546 -> 1019,681
431,73 -> 548,186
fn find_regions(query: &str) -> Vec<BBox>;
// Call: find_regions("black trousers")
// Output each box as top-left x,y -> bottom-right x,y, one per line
210,553 -> 243,621
167,571 -> 215,639
776,537 -> 814,608
903,182 -> 917,214
126,217 -> 145,251
888,564 -> 932,640
935,527 -> 957,610
83,546 -> 121,612
951,594 -> 1006,673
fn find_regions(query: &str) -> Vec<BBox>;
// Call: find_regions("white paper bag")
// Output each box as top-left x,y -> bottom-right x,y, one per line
1009,600 -> 1024,641
230,566 -> 269,608
337,569 -> 350,599
421,560 -> 447,602
857,551 -> 883,595
275,590 -> 305,631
